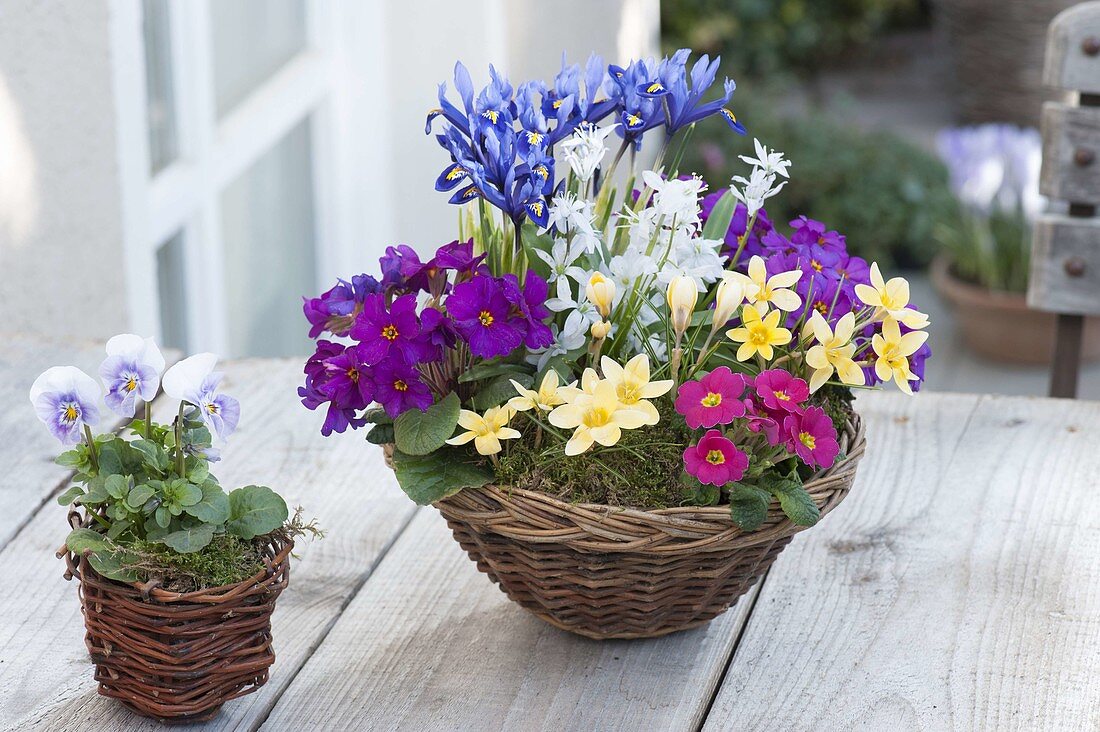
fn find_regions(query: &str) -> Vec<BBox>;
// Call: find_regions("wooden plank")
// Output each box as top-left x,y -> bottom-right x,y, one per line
0,359 -> 418,731
1040,103 -> 1100,206
703,392 -> 1100,730
1043,1 -> 1100,94
262,507 -> 764,732
1027,214 -> 1100,315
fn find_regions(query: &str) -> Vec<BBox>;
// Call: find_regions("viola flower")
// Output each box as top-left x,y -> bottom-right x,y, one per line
600,354 -> 673,425
783,406 -> 840,469
352,293 -> 429,365
303,274 -> 380,338
854,263 -> 930,330
548,379 -> 648,456
683,429 -> 749,486
675,366 -> 749,428
502,271 -> 554,349
447,275 -> 526,358
299,341 -> 367,436
29,366 -> 103,445
373,358 -> 433,417
726,305 -> 792,362
871,316 -> 930,395
162,353 -> 240,441
98,333 -> 166,418
805,311 -> 865,393
446,406 -> 521,455
731,255 -> 802,314
754,369 -> 809,414
508,370 -> 566,412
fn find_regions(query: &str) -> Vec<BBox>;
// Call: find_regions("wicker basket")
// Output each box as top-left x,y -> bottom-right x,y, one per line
385,413 -> 864,639
61,523 -> 292,723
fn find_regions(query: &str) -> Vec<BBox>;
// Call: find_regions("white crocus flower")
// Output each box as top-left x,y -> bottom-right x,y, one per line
533,239 -> 588,302
739,138 -> 792,179
730,167 -> 786,217
559,123 -> 618,183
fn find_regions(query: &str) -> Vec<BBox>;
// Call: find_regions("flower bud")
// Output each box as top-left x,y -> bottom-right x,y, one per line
713,276 -> 745,332
590,320 -> 611,339
585,273 -> 616,318
666,275 -> 698,335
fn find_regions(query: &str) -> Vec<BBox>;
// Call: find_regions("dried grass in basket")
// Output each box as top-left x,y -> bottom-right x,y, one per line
385,413 -> 864,639
61,519 -> 293,723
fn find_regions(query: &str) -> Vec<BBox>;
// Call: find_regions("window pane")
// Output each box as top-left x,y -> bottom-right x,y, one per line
156,231 -> 189,351
143,0 -> 178,173
211,0 -> 307,118
220,119 -> 316,357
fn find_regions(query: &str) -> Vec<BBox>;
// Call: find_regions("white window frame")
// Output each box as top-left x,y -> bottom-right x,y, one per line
110,0 -> 342,356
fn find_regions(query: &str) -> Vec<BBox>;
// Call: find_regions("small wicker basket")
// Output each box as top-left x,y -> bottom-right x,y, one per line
385,413 -> 864,640
61,520 -> 292,723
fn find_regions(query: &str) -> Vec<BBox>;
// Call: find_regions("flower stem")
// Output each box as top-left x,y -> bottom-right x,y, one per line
174,402 -> 185,476
83,425 -> 99,473
143,401 -> 152,440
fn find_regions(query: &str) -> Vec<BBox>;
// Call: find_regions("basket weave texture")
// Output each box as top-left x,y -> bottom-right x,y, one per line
62,529 -> 292,723
385,413 -> 864,639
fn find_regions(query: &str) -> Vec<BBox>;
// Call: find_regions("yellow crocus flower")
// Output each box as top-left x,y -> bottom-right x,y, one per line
730,255 -> 803,314
854,262 -> 929,329
508,371 -> 566,412
548,379 -> 649,456
666,275 -> 698,336
805,311 -> 865,392
726,305 -> 792,361
871,316 -> 929,395
585,272 -> 616,318
600,354 -> 673,425
557,367 -> 598,402
445,405 -> 521,455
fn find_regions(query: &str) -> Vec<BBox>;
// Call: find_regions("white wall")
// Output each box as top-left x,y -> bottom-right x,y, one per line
0,1 -> 127,340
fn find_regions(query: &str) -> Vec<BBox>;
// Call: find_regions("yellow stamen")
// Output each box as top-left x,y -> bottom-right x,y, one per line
701,392 -> 722,407
63,405 -> 79,422
478,310 -> 494,327
775,391 -> 790,401
799,432 -> 816,450
393,379 -> 408,392
125,377 -> 137,392
706,449 -> 726,465
381,324 -> 399,341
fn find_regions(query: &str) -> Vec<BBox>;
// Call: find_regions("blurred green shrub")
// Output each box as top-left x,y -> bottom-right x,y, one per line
681,100 -> 954,269
661,0 -> 924,79
934,210 -> 1030,293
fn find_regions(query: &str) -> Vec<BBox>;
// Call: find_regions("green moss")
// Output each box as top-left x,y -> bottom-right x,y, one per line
126,534 -> 266,592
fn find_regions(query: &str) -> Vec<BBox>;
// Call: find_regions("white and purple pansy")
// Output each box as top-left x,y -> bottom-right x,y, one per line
28,366 -> 103,445
162,353 -> 240,442
98,333 -> 166,418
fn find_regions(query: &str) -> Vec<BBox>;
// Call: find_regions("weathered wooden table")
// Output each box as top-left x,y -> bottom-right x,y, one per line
2,345 -> 1099,730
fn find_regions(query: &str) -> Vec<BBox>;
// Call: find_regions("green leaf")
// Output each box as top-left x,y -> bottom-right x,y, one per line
155,505 -> 171,528
226,485 -> 288,540
365,423 -> 395,445
728,482 -> 772,531
65,528 -> 140,583
83,475 -> 109,504
97,442 -> 124,475
106,518 -> 131,540
457,359 -> 531,384
126,484 -> 155,510
56,486 -> 85,506
393,392 -> 461,456
131,439 -> 168,471
158,523 -> 215,554
186,456 -> 209,485
362,407 -> 392,425
391,448 -> 493,506
701,189 -> 736,241
471,373 -> 531,411
765,473 -> 820,527
104,474 -> 129,500
55,448 -> 86,468
184,481 -> 230,524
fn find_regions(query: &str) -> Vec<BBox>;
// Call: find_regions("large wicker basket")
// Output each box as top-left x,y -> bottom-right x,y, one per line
61,523 -> 292,723
386,413 -> 864,639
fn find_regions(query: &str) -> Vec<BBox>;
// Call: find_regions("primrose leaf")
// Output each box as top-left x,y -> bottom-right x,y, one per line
393,392 -> 461,456
227,485 -> 288,540
728,482 -> 772,531
158,523 -> 216,554
184,481 -> 230,524
472,373 -> 532,411
391,448 -> 493,506
457,359 -> 532,384
365,423 -> 395,445
764,473 -> 820,527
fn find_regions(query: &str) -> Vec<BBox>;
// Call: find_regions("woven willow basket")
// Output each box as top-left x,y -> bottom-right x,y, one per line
61,520 -> 293,723
385,412 -> 864,639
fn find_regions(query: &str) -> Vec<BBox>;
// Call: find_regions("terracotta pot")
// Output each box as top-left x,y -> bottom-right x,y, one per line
930,255 -> 1100,365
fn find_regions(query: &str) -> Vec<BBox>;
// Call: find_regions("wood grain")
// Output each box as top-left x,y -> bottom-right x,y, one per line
1043,1 -> 1100,94
262,507 -> 762,732
1039,103 -> 1100,206
704,392 -> 1100,730
1027,214 -> 1100,315
0,359 -> 418,732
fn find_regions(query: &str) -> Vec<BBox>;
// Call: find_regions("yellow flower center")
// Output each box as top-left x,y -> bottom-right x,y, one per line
206,402 -> 219,414
347,368 -> 359,383
393,379 -> 408,392
811,260 -> 823,272
749,326 -> 768,346
63,404 -> 79,422
814,300 -> 829,315
776,390 -> 792,401
799,431 -> 816,450
478,310 -> 494,327
583,407 -> 612,428
706,449 -> 726,465
381,324 -> 399,341
482,109 -> 499,124
701,392 -> 722,407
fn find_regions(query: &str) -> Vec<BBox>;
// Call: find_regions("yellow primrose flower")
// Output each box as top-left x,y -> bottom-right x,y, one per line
585,272 -> 616,318
507,371 -> 566,412
666,275 -> 698,335
805,311 -> 865,393
871,316 -> 930,395
726,305 -> 792,361
548,379 -> 649,456
730,255 -> 802,314
600,354 -> 673,425
445,405 -> 521,455
854,262 -> 929,329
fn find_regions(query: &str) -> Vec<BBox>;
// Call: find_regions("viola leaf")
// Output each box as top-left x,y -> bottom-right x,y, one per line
394,391 -> 461,456
65,528 -> 141,583
56,485 -> 85,506
184,481 -> 230,524
227,485 -> 288,540
158,523 -> 216,554
391,448 -> 493,506
126,484 -> 155,510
